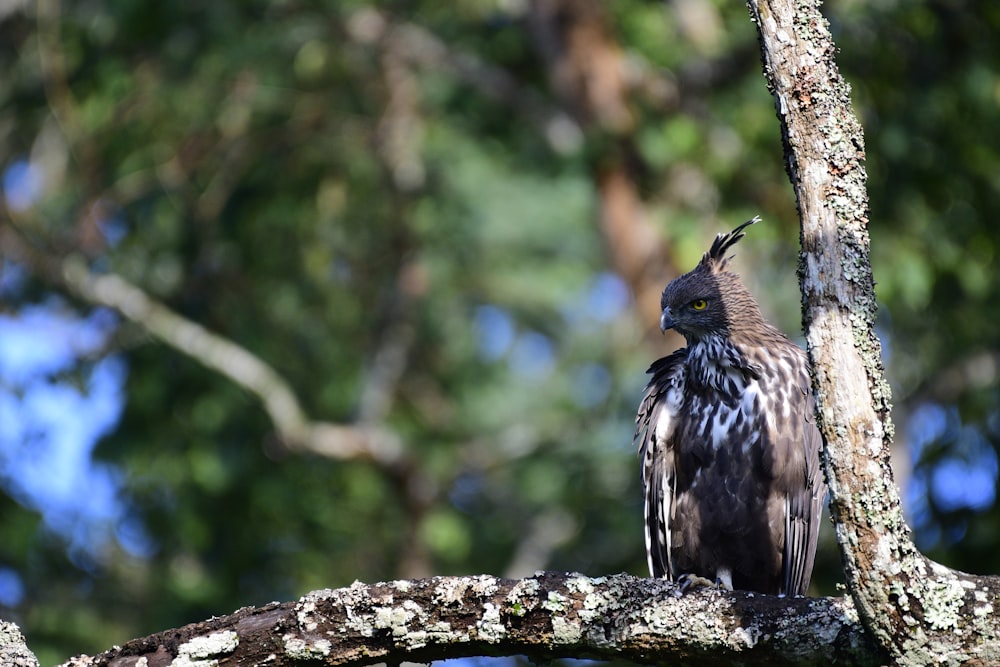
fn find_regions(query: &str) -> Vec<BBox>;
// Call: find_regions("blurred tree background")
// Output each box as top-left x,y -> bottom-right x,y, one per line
0,0 -> 998,663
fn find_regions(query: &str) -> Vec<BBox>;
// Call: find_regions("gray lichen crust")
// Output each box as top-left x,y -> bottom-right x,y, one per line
0,622 -> 39,667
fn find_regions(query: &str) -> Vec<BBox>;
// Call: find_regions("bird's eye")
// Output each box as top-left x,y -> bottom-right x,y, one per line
691,299 -> 708,311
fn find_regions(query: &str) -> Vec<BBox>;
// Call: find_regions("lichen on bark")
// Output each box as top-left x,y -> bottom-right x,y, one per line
748,0 -> 1000,663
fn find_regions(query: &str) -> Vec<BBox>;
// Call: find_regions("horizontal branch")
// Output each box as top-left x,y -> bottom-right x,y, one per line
58,573 -> 881,667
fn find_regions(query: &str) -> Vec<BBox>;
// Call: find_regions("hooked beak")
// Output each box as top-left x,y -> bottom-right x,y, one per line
659,308 -> 675,334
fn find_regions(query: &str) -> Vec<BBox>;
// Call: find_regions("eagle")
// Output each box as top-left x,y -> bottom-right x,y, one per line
635,217 -> 826,596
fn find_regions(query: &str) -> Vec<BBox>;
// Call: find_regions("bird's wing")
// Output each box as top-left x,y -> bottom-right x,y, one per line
780,368 -> 827,596
636,350 -> 687,579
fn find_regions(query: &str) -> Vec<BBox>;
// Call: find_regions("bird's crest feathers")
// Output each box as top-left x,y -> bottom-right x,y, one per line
698,216 -> 760,274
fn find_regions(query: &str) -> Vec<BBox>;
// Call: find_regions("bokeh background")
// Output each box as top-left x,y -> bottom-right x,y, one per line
2,1 -> 999,664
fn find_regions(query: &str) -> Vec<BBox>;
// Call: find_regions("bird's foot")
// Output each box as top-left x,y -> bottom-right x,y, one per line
673,573 -> 733,597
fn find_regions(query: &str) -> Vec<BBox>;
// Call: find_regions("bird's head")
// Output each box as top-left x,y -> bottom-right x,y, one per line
659,217 -> 766,342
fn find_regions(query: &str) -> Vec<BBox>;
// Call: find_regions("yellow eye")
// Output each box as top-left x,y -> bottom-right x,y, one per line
691,299 -> 708,311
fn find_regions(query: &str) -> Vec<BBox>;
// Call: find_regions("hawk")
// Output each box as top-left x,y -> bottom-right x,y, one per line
635,217 -> 826,596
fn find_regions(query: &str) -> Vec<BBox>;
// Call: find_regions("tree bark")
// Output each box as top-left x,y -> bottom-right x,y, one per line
747,0 -> 1000,664
56,572 -> 879,667
0,622 -> 38,667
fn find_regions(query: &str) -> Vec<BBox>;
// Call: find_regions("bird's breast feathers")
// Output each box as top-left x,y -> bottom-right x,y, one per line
655,338 -> 800,458
687,336 -> 763,394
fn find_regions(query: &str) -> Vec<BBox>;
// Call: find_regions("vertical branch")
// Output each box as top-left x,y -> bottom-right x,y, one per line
748,0 -> 1000,663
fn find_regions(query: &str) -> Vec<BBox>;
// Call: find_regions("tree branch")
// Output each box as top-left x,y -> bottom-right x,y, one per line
66,259 -> 401,465
1,226 -> 404,466
0,622 -> 38,667
748,0 -> 1000,663
57,573 -> 879,667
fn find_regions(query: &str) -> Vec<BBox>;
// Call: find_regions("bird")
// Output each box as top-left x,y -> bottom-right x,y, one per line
635,216 -> 826,596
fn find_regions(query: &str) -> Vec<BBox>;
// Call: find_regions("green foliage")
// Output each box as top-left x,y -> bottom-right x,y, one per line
1,0 -> 999,662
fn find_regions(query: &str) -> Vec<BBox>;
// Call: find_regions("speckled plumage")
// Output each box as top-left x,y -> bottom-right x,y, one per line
635,218 -> 826,595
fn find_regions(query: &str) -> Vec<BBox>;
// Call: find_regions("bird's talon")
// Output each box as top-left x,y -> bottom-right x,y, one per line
674,573 -> 717,596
